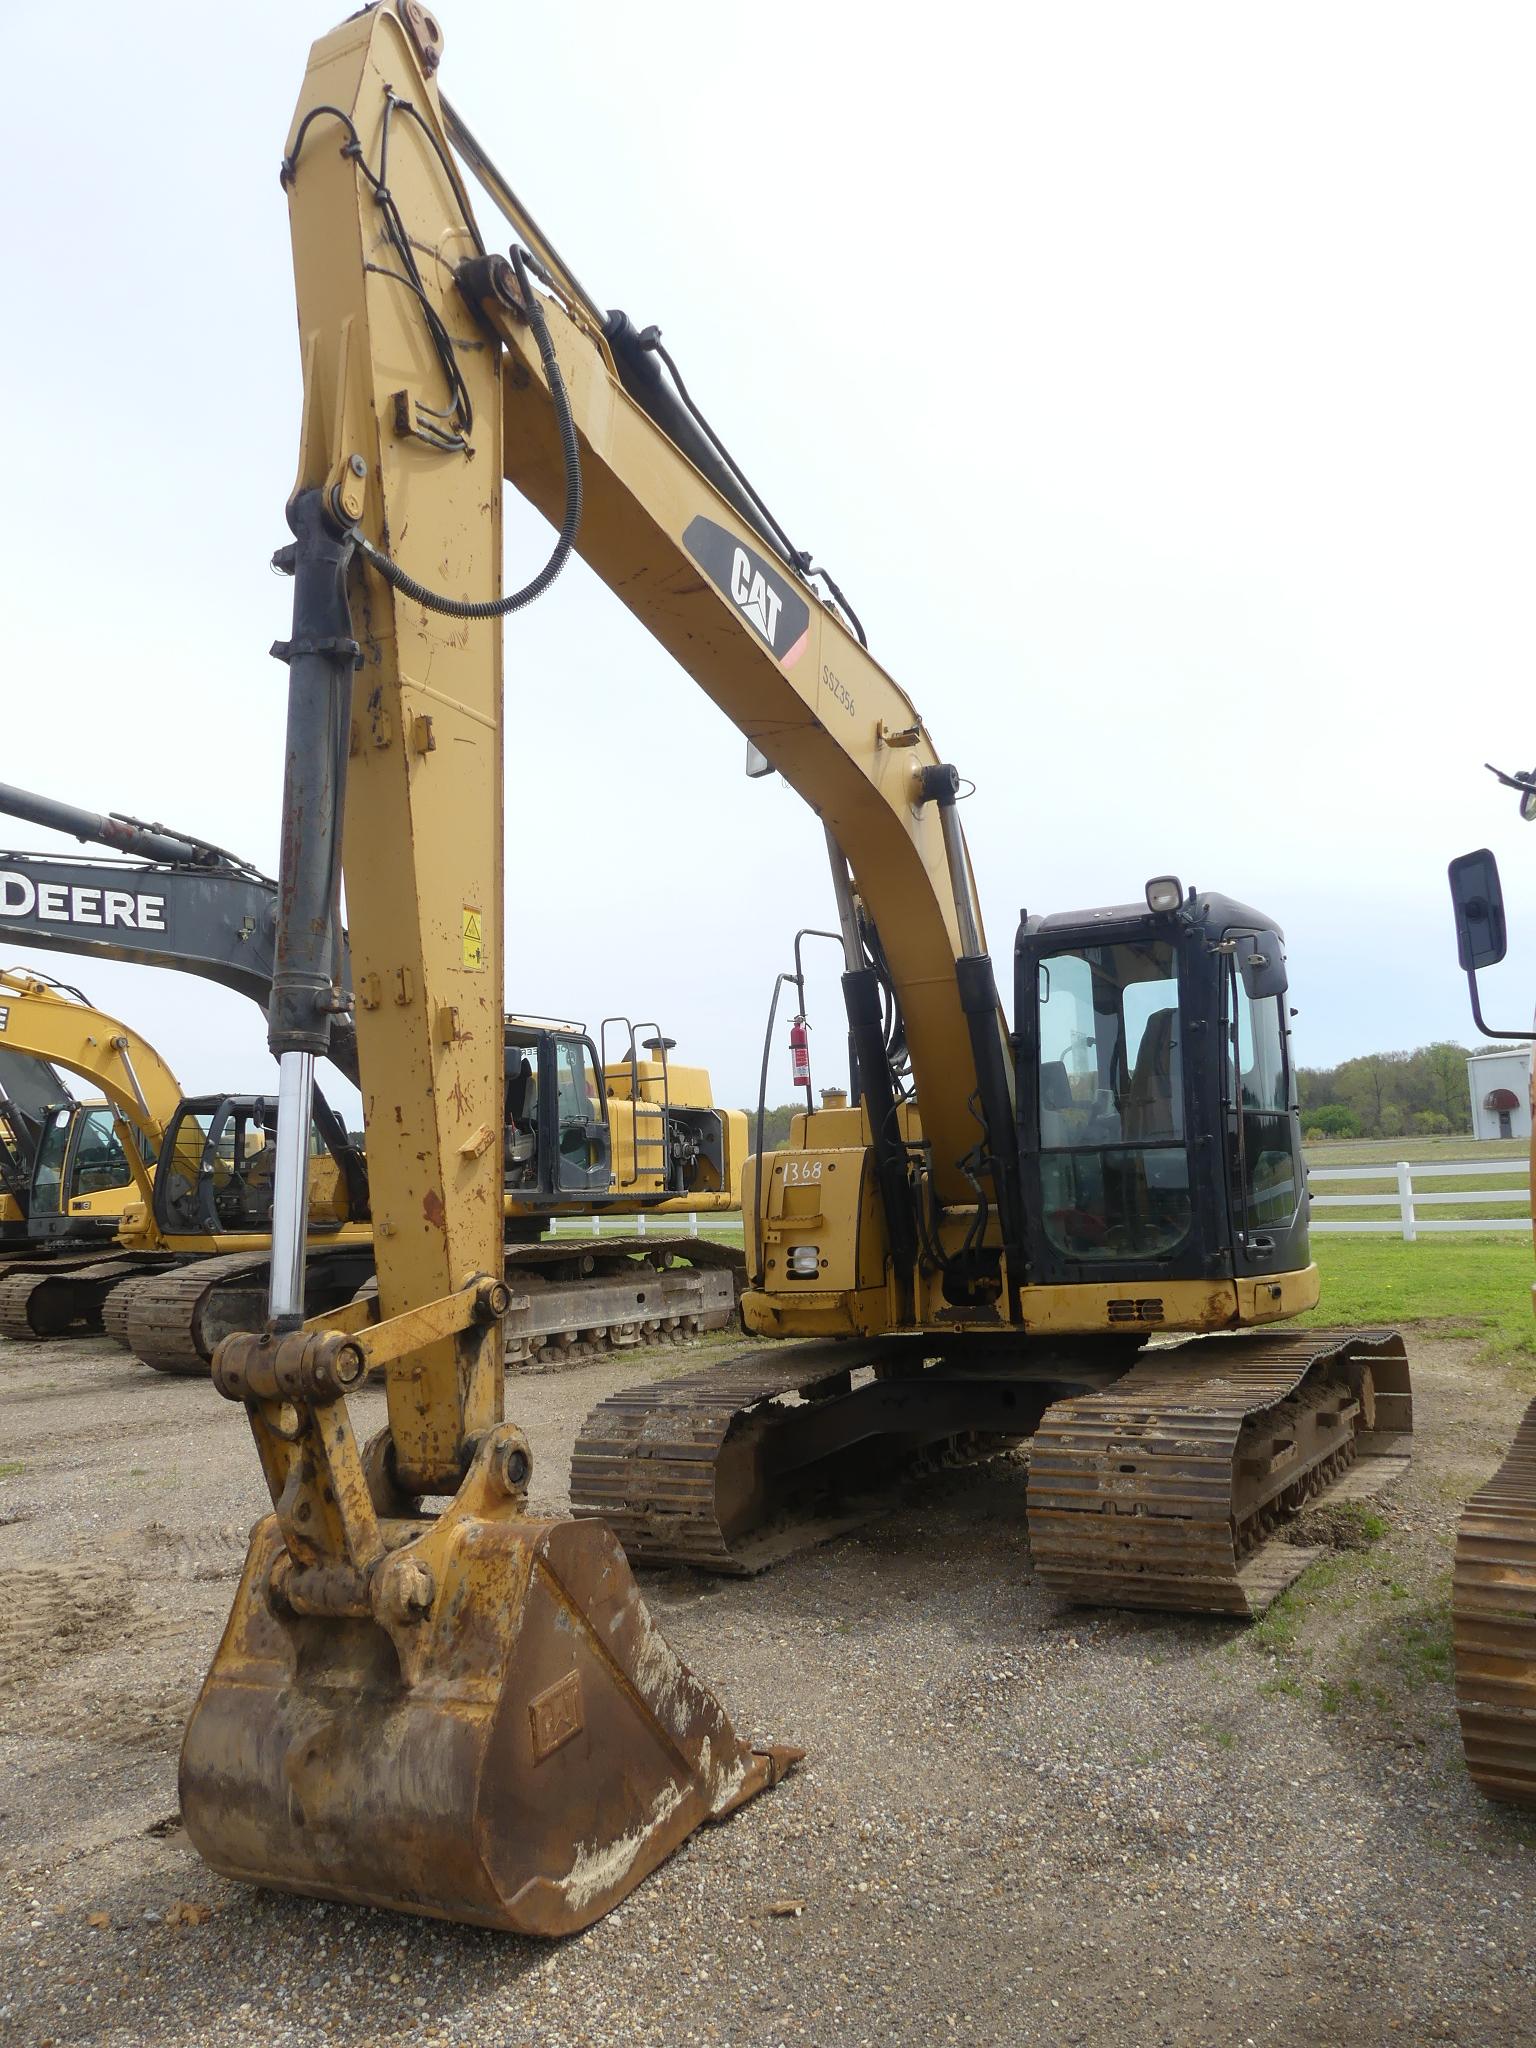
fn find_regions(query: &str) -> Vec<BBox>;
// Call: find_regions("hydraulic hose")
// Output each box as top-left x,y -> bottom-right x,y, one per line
351,250 -> 581,620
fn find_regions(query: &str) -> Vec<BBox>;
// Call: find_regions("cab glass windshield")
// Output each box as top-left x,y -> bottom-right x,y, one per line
1036,938 -> 1192,1260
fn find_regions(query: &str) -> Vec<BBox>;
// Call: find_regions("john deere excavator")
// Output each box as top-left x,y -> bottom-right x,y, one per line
179,0 -> 796,1933
224,5 -> 1410,1621
0,782 -> 744,1368
1446,832 -> 1536,1806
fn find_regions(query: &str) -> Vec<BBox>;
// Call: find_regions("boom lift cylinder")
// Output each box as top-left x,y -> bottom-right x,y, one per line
263,488 -> 357,1323
840,965 -> 917,1304
920,765 -> 1027,1278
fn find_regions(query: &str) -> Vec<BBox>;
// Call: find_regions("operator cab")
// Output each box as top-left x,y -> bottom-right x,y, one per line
503,1021 -> 611,1198
153,1094 -> 360,1237
29,1101 -> 152,1242
1016,884 -> 1305,1292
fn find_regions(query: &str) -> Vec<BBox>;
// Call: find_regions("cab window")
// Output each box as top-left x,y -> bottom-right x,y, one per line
1035,938 -> 1191,1261
32,1108 -> 73,1216
70,1107 -> 130,1197
555,1039 -> 600,1131
1227,969 -> 1298,1228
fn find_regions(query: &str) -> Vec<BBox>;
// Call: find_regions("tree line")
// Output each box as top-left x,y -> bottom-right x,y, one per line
740,1103 -> 805,1150
750,1040 -> 1520,1147
1295,1041 -> 1522,1140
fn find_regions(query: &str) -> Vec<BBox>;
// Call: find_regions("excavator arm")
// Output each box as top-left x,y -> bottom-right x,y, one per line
180,3 -> 792,1938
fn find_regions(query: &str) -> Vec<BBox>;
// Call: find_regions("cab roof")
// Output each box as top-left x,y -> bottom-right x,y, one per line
1018,890 -> 1283,945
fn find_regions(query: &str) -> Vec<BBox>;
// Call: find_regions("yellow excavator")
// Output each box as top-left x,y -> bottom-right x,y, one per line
0,960 -> 741,1366
0,783 -> 745,1367
0,1048 -> 120,1253
177,0 -> 1417,1932
0,967 -> 180,1325
0,967 -> 374,1342
179,1 -> 796,1936
223,6 -> 1409,1620
1446,839 -> 1536,1806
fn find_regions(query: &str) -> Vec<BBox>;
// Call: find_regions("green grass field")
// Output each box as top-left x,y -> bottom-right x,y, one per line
1305,1133 -> 1527,1167
1303,1232 -> 1536,1370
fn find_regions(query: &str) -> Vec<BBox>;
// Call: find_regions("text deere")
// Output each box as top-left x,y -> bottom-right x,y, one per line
0,872 -> 167,931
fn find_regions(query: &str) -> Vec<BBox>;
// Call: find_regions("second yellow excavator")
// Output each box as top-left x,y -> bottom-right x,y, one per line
0,966 -> 180,1326
0,782 -> 746,1368
0,1040 -> 105,1255
0,966 -> 374,1342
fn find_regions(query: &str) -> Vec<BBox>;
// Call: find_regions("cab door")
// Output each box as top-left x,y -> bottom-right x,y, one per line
1222,944 -> 1309,1279
552,1036 -> 612,1194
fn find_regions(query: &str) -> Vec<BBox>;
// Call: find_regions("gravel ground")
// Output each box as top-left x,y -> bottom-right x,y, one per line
1,1329 -> 1532,2047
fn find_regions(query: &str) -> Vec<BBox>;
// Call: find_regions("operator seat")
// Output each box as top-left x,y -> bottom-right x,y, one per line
1125,1008 -> 1182,1140
1039,1060 -> 1078,1147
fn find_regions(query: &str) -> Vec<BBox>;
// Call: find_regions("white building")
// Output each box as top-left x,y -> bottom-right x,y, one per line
1466,1047 -> 1532,1142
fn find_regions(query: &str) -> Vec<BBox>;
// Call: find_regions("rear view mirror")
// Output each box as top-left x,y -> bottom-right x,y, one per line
1448,845 -> 1527,1039
1234,930 -> 1287,1000
1448,847 -> 1507,971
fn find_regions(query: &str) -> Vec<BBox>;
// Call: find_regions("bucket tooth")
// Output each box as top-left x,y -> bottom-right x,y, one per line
181,1511 -> 795,1936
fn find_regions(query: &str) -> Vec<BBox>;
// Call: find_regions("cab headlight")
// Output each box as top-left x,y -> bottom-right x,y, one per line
1144,875 -> 1182,914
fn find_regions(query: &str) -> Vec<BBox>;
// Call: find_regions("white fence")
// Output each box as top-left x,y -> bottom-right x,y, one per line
1309,1160 -> 1532,1242
543,1170 -> 1529,1248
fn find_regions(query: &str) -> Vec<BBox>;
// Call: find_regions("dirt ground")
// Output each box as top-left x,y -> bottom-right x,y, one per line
1,1330 -> 1532,2048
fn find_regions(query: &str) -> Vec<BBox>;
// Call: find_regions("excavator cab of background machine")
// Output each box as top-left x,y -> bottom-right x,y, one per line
30,1102 -> 139,1240
502,1029 -> 614,1196
555,1034 -> 611,1192
153,1094 -> 351,1236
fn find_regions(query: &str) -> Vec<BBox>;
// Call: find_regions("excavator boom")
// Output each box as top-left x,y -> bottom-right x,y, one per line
477,261 -> 1003,1211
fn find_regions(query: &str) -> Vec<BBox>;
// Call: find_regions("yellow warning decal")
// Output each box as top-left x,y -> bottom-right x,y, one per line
461,906 -> 485,970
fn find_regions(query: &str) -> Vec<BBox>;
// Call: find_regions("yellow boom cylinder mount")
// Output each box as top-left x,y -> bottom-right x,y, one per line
179,2 -> 794,1936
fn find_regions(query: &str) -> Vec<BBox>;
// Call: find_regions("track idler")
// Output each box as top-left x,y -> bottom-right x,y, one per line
181,1423 -> 797,1934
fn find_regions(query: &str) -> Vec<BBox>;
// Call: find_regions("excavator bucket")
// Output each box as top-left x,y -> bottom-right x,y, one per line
181,1501 -> 796,1935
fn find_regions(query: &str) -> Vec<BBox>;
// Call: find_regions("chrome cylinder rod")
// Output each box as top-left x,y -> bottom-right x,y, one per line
935,798 -> 984,960
268,1049 -> 316,1325
824,825 -> 862,970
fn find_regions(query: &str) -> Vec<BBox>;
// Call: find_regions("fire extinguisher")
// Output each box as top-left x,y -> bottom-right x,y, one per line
789,1015 -> 812,1091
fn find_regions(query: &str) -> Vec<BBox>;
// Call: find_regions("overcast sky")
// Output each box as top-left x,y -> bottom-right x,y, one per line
6,0 -> 1535,1118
